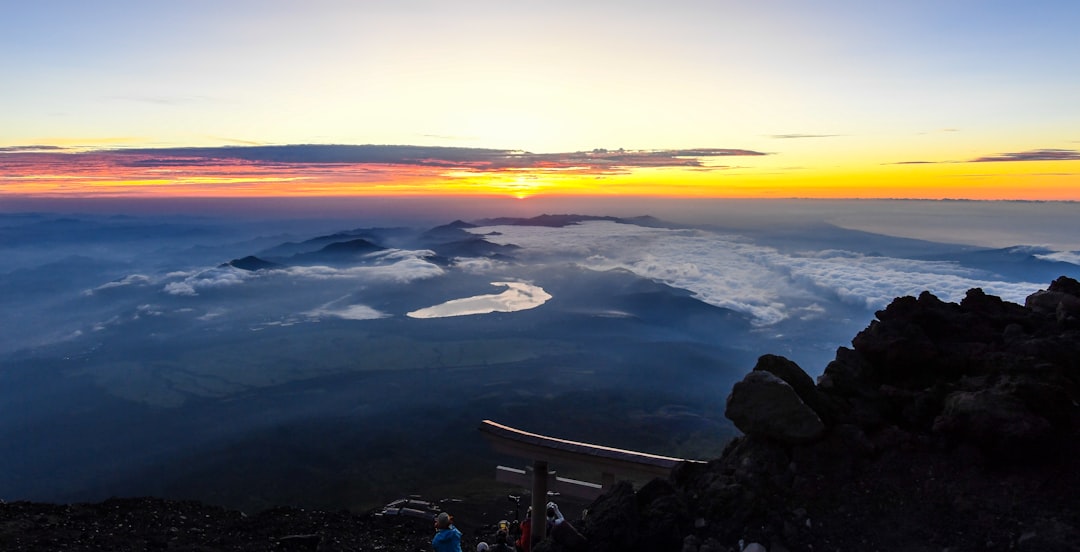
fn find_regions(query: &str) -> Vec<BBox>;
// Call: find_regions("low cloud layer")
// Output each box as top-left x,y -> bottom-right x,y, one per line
769,134 -> 842,139
305,299 -> 387,321
160,250 -> 443,296
468,221 -> 1046,325
164,267 -> 250,296
1035,251 -> 1080,266
85,274 -> 153,295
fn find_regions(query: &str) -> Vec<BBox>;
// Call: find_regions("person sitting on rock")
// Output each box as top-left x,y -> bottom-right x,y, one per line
433,512 -> 463,552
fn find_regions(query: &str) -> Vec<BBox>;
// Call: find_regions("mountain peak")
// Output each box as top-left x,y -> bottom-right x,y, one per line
223,255 -> 280,271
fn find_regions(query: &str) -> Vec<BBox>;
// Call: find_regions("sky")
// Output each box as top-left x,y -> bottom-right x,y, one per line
2,0 -> 1079,201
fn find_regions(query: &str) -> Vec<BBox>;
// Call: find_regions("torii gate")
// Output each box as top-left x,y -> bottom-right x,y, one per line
478,419 -> 706,542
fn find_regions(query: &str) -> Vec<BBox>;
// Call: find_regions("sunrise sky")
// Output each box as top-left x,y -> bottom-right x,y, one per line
2,1 -> 1079,201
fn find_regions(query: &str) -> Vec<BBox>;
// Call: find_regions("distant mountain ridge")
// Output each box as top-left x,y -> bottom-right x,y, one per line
915,244 -> 1078,281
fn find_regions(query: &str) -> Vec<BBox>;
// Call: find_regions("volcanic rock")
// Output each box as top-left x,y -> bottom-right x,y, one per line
725,371 -> 825,445
576,276 -> 1080,552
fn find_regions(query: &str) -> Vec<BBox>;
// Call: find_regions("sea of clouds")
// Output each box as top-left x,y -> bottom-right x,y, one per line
467,221 -> 1047,325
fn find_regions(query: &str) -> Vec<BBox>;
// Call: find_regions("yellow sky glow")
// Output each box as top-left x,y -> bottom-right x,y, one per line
3,160 -> 1077,200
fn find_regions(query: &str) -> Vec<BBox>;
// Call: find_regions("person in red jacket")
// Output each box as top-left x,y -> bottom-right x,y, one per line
516,507 -> 534,552
515,506 -> 551,552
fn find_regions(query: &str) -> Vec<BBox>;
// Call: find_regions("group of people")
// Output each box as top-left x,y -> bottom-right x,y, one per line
433,501 -> 583,552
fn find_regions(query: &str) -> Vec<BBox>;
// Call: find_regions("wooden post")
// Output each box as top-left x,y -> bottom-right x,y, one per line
531,460 -> 548,543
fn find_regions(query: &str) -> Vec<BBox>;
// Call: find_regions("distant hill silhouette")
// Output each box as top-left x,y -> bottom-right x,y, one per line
473,214 -> 621,227
916,245 -> 1078,281
419,219 -> 479,243
258,228 -> 409,259
223,256 -> 281,271
431,236 -> 519,259
287,238 -> 386,264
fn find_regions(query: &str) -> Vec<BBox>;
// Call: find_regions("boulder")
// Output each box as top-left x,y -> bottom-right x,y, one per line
1025,275 -> 1080,323
753,354 -> 816,397
726,371 -> 825,444
753,354 -> 844,425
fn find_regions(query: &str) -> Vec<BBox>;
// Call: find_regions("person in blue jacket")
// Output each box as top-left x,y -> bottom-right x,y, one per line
433,512 -> 463,552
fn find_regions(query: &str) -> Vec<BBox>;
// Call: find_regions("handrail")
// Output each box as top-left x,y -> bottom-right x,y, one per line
479,419 -> 706,472
480,419 -> 708,541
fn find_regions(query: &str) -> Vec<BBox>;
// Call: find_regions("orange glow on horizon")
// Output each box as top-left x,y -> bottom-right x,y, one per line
1,150 -> 1078,201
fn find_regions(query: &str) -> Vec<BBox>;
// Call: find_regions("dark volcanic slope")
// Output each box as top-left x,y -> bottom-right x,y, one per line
0,497 -> 434,552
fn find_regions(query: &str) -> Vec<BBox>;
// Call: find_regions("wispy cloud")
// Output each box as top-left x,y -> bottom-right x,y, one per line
969,148 -> 1080,162
768,134 -> 843,139
305,297 -> 387,320
0,144 -> 769,196
889,148 -> 1080,165
101,144 -> 767,173
84,274 -> 153,295
204,136 -> 269,146
0,145 -> 69,153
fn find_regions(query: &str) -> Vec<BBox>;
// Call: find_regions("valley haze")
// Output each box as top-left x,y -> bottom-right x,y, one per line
1,199 -> 1078,513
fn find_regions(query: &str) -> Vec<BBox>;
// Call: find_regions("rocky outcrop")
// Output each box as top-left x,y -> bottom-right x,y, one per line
725,370 -> 825,444
570,276 -> 1080,552
1026,275 -> 1080,323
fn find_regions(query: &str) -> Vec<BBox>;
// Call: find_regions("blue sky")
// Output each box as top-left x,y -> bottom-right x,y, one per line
2,1 -> 1079,200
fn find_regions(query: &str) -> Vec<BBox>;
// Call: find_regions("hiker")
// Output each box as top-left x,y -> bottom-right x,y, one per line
517,502 -> 574,552
478,518 -> 517,552
516,506 -> 547,552
477,524 -> 515,552
433,512 -> 463,552
546,501 -> 586,550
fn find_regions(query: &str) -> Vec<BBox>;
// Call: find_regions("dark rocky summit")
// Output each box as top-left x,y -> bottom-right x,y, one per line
3,278 -> 1078,551
566,276 -> 1080,552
